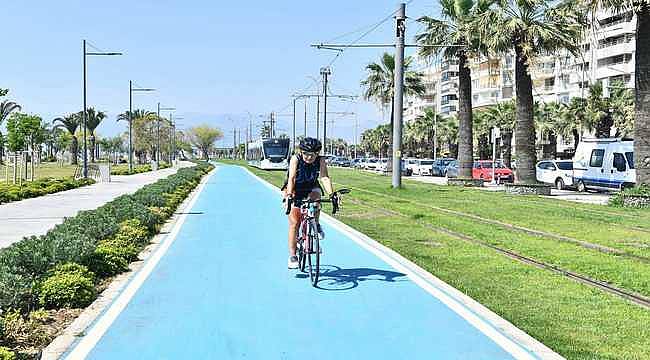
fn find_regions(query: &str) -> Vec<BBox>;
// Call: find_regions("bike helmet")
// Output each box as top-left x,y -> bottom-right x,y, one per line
299,137 -> 322,153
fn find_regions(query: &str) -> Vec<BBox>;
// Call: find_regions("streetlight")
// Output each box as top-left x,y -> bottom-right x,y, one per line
157,103 -> 175,163
127,81 -> 155,172
83,39 -> 122,178
170,117 -> 184,164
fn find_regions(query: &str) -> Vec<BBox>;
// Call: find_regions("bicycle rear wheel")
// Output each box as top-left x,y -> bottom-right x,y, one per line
306,221 -> 320,286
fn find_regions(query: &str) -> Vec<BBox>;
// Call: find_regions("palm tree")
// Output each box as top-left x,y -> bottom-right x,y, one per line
0,100 -> 21,162
416,0 -> 492,178
53,114 -> 81,165
85,108 -> 106,163
483,100 -> 516,167
437,115 -> 459,158
481,0 -> 586,183
361,53 -> 425,159
584,0 -> 649,185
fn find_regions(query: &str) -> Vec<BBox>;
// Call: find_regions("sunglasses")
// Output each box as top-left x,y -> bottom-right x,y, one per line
302,152 -> 317,157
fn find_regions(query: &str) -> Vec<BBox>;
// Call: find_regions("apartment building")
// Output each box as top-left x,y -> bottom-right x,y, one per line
405,9 -> 636,117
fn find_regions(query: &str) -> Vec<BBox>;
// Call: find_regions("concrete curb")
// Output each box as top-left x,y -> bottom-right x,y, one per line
40,167 -> 216,360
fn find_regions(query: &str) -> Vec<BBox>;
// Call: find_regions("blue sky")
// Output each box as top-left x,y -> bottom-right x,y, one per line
3,0 -> 440,147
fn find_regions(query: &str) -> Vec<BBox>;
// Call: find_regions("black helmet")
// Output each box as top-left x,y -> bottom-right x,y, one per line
299,137 -> 322,153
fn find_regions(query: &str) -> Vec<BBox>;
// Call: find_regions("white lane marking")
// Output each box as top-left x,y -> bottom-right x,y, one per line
241,165 -> 561,360
64,168 -> 217,360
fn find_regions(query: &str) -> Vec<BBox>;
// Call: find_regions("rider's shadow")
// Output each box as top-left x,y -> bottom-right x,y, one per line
297,265 -> 408,291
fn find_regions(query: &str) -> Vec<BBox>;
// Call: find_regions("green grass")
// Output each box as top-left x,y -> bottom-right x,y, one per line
218,160 -> 650,360
0,162 -> 76,180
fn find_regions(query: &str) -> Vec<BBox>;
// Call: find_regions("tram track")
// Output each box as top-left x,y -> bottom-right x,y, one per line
336,183 -> 650,264
344,197 -> 650,310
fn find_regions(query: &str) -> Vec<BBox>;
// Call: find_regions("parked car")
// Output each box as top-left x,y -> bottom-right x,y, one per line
573,138 -> 635,192
431,158 -> 456,177
376,159 -> 389,172
405,158 -> 419,174
331,157 -> 351,167
378,159 -> 413,176
414,159 -> 435,176
364,158 -> 380,170
536,160 -> 574,190
473,160 -> 514,182
351,158 -> 364,168
444,160 -> 459,178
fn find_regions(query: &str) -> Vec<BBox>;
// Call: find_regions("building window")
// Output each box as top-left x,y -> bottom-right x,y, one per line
599,11 -> 633,28
597,53 -> 633,67
441,71 -> 459,82
544,78 -> 555,89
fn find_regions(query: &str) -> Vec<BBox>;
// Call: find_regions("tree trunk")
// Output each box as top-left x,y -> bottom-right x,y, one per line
71,137 -> 78,165
501,130 -> 513,169
457,52 -> 474,178
572,129 -> 580,151
635,4 -> 650,185
478,134 -> 490,159
89,135 -> 96,163
514,43 -> 537,183
595,112 -> 614,138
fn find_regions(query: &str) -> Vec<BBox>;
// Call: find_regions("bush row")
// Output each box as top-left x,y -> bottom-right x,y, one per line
111,162 -> 171,176
0,178 -> 95,205
0,161 -> 213,315
609,184 -> 650,207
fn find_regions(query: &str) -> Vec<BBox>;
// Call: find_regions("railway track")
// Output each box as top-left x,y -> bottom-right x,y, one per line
337,183 -> 650,264
345,197 -> 650,310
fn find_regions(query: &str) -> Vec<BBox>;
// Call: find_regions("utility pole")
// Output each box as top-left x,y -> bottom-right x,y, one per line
233,127 -> 236,159
391,3 -> 406,188
304,99 -> 307,137
320,67 -> 331,155
316,94 -> 320,140
157,102 -> 160,162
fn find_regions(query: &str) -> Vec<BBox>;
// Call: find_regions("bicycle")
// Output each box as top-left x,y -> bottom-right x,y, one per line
285,189 -> 350,287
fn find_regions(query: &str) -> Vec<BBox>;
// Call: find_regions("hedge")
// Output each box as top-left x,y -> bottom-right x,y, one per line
0,178 -> 94,205
111,162 -> 171,176
0,161 -> 213,313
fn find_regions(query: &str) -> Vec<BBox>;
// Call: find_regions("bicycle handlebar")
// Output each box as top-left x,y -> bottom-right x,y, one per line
283,189 -> 350,215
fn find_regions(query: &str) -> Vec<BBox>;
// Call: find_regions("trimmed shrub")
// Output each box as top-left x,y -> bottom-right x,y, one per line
117,219 -> 149,246
85,242 -> 131,278
0,178 -> 95,205
38,272 -> 96,309
0,347 -> 15,360
47,263 -> 95,284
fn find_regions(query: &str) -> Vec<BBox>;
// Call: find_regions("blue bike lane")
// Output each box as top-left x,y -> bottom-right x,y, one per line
65,165 -> 554,359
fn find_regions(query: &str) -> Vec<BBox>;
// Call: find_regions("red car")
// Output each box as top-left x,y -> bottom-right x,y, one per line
473,160 -> 514,182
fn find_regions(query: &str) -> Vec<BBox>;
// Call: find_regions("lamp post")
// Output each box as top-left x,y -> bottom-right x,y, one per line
128,81 -> 155,172
170,117 -> 184,164
83,39 -> 122,178
157,103 -> 175,163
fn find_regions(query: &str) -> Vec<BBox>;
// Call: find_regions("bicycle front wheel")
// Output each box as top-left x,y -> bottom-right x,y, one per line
306,220 -> 320,286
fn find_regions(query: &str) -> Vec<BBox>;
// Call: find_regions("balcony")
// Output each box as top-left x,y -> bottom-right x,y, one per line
597,41 -> 635,60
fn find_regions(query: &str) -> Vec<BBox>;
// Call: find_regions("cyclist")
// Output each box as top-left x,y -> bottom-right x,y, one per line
282,137 -> 334,269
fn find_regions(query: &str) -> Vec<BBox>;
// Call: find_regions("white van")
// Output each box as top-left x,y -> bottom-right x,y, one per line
572,138 -> 635,192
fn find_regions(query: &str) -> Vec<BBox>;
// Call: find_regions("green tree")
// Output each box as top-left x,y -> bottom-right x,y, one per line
481,0 -> 586,183
360,53 -> 425,161
84,107 -> 106,163
584,0 -> 650,185
0,100 -> 22,162
483,100 -> 515,167
189,124 -> 223,160
118,110 -> 157,163
416,0 -> 492,177
53,114 -> 81,165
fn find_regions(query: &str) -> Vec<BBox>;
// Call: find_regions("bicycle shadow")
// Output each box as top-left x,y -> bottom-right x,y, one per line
296,265 -> 408,291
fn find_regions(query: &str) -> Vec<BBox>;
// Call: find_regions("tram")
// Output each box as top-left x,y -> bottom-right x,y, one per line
247,138 -> 290,170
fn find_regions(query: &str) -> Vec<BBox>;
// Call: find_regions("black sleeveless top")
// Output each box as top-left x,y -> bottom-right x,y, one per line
294,154 -> 321,191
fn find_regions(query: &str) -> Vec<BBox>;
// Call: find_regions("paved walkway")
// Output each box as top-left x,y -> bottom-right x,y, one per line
0,162 -> 194,249
64,165 -> 558,359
